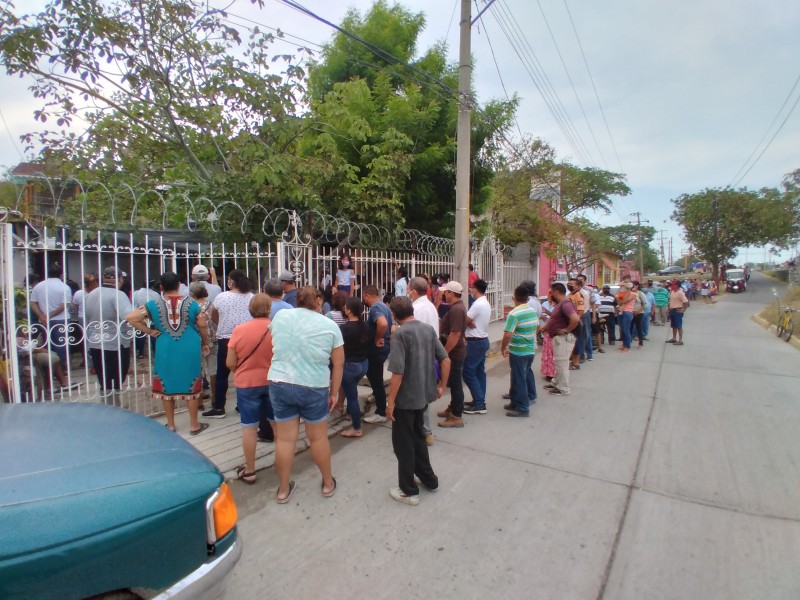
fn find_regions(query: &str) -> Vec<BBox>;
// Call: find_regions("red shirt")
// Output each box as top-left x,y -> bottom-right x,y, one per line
469,271 -> 479,287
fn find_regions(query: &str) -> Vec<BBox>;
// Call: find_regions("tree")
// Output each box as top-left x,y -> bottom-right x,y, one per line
590,224 -> 660,273
671,184 -> 799,281
305,0 -> 516,236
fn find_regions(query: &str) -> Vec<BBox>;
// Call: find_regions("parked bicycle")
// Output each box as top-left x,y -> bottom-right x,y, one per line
775,294 -> 800,342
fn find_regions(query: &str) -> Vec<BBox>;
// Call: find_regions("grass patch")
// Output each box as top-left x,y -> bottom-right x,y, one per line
763,270 -> 789,282
759,285 -> 800,325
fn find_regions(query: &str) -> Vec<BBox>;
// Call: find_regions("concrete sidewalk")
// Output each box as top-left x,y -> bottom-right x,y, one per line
221,272 -> 800,599
163,318 -> 509,478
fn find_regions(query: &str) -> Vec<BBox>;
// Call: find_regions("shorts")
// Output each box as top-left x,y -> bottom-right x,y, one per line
236,385 -> 270,427
669,309 -> 684,329
202,344 -> 217,379
268,381 -> 329,424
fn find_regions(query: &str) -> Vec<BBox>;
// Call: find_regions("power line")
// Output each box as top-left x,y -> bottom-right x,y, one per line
0,105 -> 24,162
535,0 -> 608,169
490,0 -> 595,166
729,70 -> 800,188
562,0 -> 623,172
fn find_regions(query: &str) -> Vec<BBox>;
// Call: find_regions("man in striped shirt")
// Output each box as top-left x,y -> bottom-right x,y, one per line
501,285 -> 539,417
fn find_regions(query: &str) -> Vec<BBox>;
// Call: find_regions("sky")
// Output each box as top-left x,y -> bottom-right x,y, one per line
1,0 -> 799,263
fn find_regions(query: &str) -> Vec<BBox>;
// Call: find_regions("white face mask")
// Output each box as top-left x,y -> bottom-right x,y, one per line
341,261 -> 350,268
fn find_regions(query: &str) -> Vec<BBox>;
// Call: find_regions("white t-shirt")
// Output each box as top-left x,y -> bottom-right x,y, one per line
412,296 -> 439,336
73,289 -> 85,320
336,269 -> 353,287
200,280 -> 222,303
527,295 -> 542,317
31,278 -> 73,321
395,277 -> 408,298
213,291 -> 254,339
466,295 -> 491,338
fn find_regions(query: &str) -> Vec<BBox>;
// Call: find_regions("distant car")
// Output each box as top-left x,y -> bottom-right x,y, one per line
658,266 -> 686,276
725,268 -> 746,293
0,403 -> 241,600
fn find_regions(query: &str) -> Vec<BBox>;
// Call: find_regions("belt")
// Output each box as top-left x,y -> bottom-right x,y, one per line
465,336 -> 488,341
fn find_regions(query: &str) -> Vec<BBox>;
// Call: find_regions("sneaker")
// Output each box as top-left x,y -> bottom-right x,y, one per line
549,388 -> 570,396
202,408 -> 226,418
501,393 -> 511,400
463,405 -> 487,415
587,357 -> 594,361
505,409 -> 530,418
389,487 -> 419,506
544,383 -> 556,390
436,407 -> 452,418
364,414 -> 387,424
438,415 -> 465,428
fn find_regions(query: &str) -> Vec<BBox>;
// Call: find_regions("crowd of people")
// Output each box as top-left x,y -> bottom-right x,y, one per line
20,257 -> 693,507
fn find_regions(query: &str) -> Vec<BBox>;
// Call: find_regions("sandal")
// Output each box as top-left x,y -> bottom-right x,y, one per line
322,477 -> 337,498
569,364 -> 579,370
165,424 -> 176,432
277,480 -> 296,504
236,465 -> 257,485
189,422 -> 210,436
340,429 -> 363,438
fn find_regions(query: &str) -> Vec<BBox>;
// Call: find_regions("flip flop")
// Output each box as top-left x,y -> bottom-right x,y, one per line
236,465 -> 257,485
165,424 -> 176,432
340,429 -> 363,438
277,480 -> 296,504
322,477 -> 337,498
189,422 -> 210,436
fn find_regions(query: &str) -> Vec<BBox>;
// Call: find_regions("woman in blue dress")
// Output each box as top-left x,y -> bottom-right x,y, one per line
126,271 -> 210,434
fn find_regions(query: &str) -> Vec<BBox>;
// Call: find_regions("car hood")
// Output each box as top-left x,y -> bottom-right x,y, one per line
0,403 -> 222,560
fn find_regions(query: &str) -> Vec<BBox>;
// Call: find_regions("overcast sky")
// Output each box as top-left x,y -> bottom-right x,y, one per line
1,0 -> 798,261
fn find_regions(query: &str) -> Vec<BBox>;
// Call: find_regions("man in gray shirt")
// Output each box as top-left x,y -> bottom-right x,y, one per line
84,267 -> 133,403
386,296 -> 450,506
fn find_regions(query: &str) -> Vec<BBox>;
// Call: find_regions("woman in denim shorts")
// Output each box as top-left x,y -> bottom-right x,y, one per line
268,286 -> 344,503
226,294 -> 274,484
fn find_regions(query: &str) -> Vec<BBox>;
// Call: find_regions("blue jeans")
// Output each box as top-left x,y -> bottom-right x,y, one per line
581,312 -> 593,358
463,337 -> 490,408
619,312 -> 633,349
342,359 -> 368,429
235,385 -> 274,440
642,308 -> 651,338
509,353 -> 536,413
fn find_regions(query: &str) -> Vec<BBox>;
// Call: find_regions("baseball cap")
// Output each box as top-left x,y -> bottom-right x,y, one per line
441,281 -> 463,295
192,264 -> 209,277
279,271 -> 295,282
103,267 -> 121,279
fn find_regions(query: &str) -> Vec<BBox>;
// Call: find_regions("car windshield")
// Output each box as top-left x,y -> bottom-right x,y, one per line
727,270 -> 744,280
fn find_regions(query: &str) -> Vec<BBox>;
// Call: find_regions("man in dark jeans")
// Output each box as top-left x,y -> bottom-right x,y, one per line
436,281 -> 467,428
363,286 -> 392,424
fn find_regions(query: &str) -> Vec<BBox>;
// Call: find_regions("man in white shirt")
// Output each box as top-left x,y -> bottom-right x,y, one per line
407,277 -> 439,443
463,279 -> 491,414
84,267 -> 133,403
191,264 -> 222,303
30,263 -> 73,370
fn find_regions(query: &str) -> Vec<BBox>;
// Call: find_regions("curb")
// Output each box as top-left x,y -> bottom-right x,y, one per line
751,313 -> 800,351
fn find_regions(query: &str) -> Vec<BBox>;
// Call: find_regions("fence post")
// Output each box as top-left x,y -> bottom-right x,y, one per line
1,223 -> 21,402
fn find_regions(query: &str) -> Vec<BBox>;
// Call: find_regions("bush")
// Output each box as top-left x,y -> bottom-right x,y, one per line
759,285 -> 800,324
763,270 -> 789,281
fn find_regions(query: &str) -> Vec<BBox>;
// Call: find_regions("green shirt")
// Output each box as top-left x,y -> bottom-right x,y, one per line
652,287 -> 670,307
504,304 -> 538,355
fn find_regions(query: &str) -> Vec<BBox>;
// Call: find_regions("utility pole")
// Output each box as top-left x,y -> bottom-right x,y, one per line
629,212 -> 649,277
453,0 -> 472,305
658,230 -> 668,267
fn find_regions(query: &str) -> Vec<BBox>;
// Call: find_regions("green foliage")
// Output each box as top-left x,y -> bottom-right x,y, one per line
671,180 -> 800,279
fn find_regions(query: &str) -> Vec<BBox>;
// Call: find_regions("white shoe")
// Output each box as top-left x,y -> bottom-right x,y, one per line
389,487 -> 419,506
364,414 -> 387,424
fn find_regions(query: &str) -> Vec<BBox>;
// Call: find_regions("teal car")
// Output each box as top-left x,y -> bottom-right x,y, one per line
0,403 -> 241,600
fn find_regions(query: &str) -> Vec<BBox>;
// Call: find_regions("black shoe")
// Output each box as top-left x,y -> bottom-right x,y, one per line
463,405 -> 487,415
202,408 -> 226,418
235,406 -> 240,414
505,409 -> 529,418
257,435 -> 275,443
544,383 -> 556,390
501,393 -> 511,400
503,402 -> 513,411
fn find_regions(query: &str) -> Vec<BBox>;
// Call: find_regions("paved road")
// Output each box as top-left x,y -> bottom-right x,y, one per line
225,272 -> 800,599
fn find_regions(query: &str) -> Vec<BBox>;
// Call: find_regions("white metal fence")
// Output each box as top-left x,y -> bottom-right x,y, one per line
0,203 -> 533,412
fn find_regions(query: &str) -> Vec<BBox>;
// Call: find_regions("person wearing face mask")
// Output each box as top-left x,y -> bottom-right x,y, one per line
336,254 -> 355,296
84,267 -> 134,405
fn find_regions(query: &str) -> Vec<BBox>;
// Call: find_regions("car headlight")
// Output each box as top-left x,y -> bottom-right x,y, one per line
206,483 -> 238,545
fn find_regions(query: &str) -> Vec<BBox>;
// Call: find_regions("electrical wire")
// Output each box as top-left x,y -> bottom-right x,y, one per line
562,0 -> 623,172
729,70 -> 800,188
0,105 -> 25,161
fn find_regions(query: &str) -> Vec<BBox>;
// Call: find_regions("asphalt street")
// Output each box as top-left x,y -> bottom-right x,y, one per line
225,272 -> 799,600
